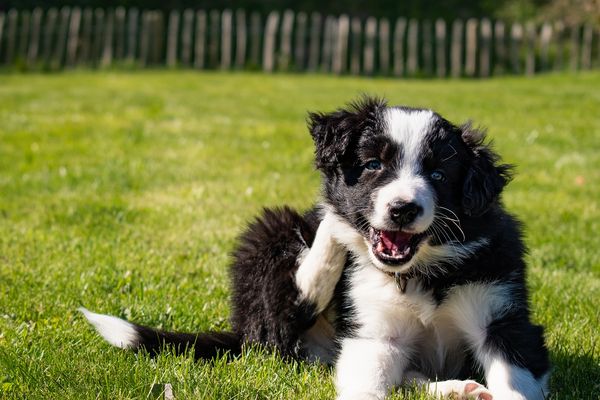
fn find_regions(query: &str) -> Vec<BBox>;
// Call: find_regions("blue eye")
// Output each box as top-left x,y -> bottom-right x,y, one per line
365,159 -> 382,170
430,170 -> 446,181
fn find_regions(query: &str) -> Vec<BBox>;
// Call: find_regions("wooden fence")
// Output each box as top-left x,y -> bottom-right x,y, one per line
1,7 -> 598,77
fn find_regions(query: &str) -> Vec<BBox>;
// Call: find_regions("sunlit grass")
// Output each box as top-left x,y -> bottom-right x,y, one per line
0,71 -> 598,399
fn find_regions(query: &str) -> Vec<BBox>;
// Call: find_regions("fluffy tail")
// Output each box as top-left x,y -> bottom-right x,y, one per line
79,308 -> 241,360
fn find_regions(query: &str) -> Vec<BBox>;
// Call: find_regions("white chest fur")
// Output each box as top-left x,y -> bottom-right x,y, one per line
348,264 -> 514,378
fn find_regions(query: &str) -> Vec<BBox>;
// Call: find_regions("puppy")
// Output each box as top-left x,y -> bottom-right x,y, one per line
82,97 -> 550,399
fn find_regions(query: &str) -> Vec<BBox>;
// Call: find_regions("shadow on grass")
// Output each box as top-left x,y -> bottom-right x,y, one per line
550,348 -> 600,399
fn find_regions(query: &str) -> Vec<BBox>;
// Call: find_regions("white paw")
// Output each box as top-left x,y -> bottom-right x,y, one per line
427,379 -> 493,400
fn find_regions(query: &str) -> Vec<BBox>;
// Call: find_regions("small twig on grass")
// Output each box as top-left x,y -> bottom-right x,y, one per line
150,383 -> 174,400
164,383 -> 174,400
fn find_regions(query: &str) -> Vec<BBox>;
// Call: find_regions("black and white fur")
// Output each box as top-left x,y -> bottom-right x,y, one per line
81,97 -> 550,399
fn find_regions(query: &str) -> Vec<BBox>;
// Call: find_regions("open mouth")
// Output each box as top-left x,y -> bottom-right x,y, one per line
369,227 -> 427,266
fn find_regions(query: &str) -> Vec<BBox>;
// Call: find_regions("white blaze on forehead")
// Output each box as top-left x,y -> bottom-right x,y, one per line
370,108 -> 436,233
384,107 -> 435,170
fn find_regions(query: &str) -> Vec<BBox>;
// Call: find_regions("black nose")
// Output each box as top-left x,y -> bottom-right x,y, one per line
389,201 -> 423,226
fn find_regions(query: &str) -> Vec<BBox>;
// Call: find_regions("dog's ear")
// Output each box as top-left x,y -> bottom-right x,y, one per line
461,124 -> 513,217
308,96 -> 386,173
307,110 -> 355,172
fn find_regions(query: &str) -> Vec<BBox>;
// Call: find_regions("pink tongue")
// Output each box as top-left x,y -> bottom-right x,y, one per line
378,231 -> 412,256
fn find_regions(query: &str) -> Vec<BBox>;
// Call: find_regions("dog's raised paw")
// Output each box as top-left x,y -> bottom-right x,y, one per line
463,381 -> 493,400
427,379 -> 492,399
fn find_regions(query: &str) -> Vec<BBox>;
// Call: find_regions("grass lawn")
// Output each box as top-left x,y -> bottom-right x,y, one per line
0,71 -> 598,399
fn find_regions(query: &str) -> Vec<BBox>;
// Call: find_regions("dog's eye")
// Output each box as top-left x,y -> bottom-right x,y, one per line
364,159 -> 382,171
430,170 -> 446,181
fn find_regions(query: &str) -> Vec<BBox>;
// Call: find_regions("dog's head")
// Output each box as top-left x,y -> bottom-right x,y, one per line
309,97 -> 512,273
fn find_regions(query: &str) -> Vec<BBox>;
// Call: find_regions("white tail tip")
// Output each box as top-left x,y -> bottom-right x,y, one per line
79,307 -> 139,349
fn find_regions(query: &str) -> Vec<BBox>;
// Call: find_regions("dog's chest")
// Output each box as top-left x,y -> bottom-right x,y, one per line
347,268 -> 474,375
347,269 -> 514,372
348,268 -> 445,336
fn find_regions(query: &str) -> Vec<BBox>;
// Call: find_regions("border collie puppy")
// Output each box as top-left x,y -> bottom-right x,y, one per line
81,97 -> 550,399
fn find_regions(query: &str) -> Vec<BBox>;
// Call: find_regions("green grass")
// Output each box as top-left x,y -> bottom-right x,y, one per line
0,71 -> 598,399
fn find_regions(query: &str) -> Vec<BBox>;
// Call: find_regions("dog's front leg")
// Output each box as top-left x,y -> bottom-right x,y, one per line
472,310 -> 550,399
295,211 -> 347,313
478,351 -> 550,400
469,313 -> 550,399
335,337 -> 410,400
446,283 -> 550,399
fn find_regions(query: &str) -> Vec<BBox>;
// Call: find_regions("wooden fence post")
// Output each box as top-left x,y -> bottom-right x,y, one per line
393,17 -> 407,77
78,8 -> 92,64
249,12 -> 261,68
450,19 -> 463,77
194,10 -> 207,69
181,9 -> 194,66
92,8 -> 105,66
333,14 -> 349,74
525,22 -> 537,76
126,8 -> 138,64
279,10 -> 294,71
422,20 -> 433,76
510,22 -> 523,74
44,9 -> 59,66
465,18 -> 478,77
597,27 -> 600,68
66,7 -> 81,67
146,11 -> 155,65
139,10 -> 149,66
221,9 -> 233,69
114,7 -> 126,60
53,7 -> 71,69
379,18 -> 390,75
5,9 -> 17,64
209,10 -> 220,68
0,12 -> 4,63
363,17 -> 377,75
167,10 -> 180,67
479,18 -> 491,77
18,11 -> 30,61
152,12 -> 165,65
350,17 -> 362,75
494,21 -> 505,74
569,24 -> 579,71
539,22 -> 552,71
308,12 -> 321,72
580,24 -> 593,70
321,15 -> 335,72
294,12 -> 307,70
262,11 -> 279,72
28,8 -> 43,67
553,21 -> 564,70
101,9 -> 114,67
406,18 -> 419,76
235,9 -> 247,68
435,19 -> 446,78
